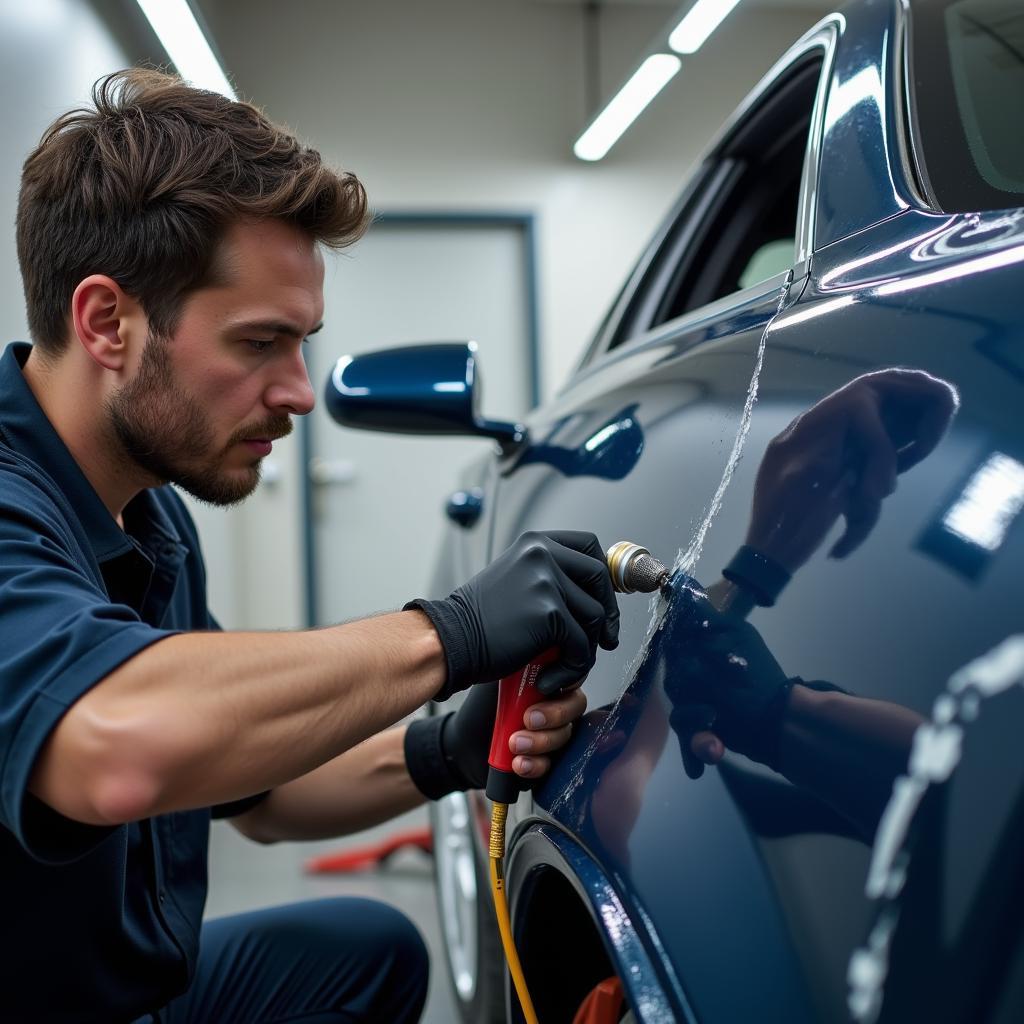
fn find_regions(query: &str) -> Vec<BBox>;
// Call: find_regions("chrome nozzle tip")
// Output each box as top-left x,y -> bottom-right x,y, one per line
606,541 -> 669,594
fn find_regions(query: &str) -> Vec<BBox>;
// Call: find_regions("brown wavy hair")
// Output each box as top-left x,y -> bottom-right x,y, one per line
17,68 -> 369,355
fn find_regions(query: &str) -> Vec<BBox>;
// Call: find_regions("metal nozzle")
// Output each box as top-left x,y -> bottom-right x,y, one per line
606,541 -> 669,594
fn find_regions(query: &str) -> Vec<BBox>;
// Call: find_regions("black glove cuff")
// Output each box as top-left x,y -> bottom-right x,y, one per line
404,598 -> 473,700
404,714 -> 469,800
722,545 -> 791,607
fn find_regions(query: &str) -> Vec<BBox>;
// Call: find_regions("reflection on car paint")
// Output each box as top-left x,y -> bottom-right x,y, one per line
817,217 -> 956,289
916,451 -> 1024,580
848,635 -> 1024,1023
550,360 -> 962,827
551,273 -> 796,813
872,239 -> 1024,298
914,209 -> 1024,261
816,208 -> 1024,296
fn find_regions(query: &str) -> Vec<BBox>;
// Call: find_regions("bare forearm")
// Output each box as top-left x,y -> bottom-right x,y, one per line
777,685 -> 924,836
231,725 -> 424,843
30,611 -> 444,824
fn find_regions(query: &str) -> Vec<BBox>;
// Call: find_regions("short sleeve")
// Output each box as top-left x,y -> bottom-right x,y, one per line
0,478 -> 179,863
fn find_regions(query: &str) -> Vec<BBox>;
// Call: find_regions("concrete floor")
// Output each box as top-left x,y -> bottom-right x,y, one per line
205,805 -> 461,1024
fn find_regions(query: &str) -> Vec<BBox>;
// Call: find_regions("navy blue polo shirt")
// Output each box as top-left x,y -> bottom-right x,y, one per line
0,342 -> 266,1022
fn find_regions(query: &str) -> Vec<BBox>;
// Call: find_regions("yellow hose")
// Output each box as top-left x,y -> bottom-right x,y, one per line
489,801 -> 540,1024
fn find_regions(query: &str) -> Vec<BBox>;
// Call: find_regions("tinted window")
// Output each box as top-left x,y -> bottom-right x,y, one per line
651,57 -> 820,326
910,0 -> 1024,211
596,53 -> 823,356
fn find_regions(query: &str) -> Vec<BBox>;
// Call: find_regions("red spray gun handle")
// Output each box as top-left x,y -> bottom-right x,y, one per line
485,647 -> 558,803
482,541 -> 669,804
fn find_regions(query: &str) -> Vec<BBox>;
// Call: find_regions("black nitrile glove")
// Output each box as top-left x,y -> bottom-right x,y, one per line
666,585 -> 793,771
405,531 -> 620,700
404,683 -> 502,799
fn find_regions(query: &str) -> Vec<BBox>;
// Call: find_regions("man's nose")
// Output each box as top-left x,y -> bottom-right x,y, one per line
265,351 -> 316,416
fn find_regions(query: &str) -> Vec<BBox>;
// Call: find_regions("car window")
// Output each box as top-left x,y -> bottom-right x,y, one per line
909,0 -> 1024,211
600,52 -> 824,353
738,237 -> 798,290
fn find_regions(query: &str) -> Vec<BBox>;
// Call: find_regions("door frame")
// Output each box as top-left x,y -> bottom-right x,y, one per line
300,210 -> 542,626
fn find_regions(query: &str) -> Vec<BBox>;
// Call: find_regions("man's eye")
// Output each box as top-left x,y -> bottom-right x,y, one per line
247,339 -> 275,354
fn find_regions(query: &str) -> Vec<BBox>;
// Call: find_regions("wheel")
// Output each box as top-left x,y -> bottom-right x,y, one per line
430,789 -> 506,1023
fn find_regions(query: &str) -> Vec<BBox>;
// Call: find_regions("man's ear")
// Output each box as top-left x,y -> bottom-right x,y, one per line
70,276 -> 146,371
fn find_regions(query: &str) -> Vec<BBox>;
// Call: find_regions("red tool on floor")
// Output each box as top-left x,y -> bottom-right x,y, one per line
303,827 -> 433,874
573,977 -> 626,1024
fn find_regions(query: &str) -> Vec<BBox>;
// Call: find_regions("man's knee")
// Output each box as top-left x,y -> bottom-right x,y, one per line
351,899 -> 429,1023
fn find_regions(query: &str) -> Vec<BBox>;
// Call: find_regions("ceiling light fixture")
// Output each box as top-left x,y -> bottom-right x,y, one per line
135,0 -> 236,98
669,0 -> 743,55
574,53 -> 681,162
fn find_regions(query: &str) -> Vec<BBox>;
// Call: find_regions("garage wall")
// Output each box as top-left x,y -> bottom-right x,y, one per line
0,4 -> 128,343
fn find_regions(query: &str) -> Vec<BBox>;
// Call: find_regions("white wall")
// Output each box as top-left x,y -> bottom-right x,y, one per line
0,4 -> 127,338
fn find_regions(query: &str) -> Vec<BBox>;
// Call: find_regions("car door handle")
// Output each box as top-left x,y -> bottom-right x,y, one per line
446,488 -> 484,528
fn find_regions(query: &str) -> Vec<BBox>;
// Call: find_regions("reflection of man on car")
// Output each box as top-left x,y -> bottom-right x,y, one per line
580,368 -> 960,855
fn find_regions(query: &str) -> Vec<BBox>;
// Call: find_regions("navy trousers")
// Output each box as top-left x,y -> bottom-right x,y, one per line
141,897 -> 429,1023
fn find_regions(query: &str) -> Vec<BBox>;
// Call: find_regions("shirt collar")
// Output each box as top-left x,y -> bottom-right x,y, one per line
0,342 -> 182,563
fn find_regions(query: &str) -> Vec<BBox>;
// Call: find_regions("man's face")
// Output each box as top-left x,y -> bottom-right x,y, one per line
107,218 -> 324,506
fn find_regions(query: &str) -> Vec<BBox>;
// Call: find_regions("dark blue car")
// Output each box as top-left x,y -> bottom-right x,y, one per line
327,0 -> 1024,1020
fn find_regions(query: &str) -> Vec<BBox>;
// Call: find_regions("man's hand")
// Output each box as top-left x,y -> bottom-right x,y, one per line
746,369 -> 958,571
665,583 -> 793,774
404,682 -> 587,798
406,531 -> 620,700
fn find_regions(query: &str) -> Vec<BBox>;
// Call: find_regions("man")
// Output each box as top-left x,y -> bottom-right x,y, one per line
0,69 -> 620,1022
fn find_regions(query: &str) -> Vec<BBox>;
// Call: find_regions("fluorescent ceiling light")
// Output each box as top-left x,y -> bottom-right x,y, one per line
669,0 -> 743,54
136,0 -> 236,98
574,54 -> 681,162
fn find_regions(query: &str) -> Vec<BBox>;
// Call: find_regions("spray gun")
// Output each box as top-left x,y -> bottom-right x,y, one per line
485,541 -> 670,802
485,541 -> 669,1024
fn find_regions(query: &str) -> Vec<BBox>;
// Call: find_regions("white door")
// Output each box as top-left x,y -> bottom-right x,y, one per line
305,219 -> 534,625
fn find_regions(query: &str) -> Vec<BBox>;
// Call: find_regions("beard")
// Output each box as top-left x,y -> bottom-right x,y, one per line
106,335 -> 290,507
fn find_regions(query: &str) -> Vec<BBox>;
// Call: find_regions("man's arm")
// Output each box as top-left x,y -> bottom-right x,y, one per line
229,685 -> 588,843
229,726 -> 423,844
29,529 -> 619,830
29,609 -> 444,826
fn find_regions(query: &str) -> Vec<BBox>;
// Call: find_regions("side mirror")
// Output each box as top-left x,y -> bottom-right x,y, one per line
324,342 -> 526,450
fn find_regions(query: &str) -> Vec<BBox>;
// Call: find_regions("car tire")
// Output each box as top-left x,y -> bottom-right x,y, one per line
430,789 -> 506,1024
